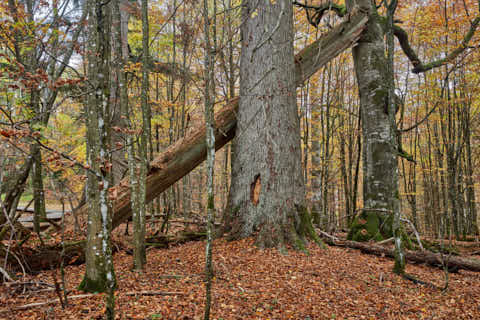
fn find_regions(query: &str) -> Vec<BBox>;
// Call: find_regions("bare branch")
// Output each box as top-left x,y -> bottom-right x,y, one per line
393,16 -> 480,74
293,1 -> 346,27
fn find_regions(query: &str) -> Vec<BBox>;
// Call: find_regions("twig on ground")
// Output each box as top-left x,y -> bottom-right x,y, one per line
0,294 -> 95,312
378,237 -> 394,245
125,291 -> 185,296
0,265 -> 13,282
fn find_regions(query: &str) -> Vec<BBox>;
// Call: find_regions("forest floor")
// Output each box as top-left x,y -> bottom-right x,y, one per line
1,224 -> 480,320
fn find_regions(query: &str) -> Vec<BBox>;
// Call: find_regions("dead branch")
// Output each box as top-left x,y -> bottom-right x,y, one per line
125,291 -> 184,296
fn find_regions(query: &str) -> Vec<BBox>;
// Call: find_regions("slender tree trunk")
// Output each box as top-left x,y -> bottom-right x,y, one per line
132,0 -> 150,271
464,101 -> 478,236
311,68 -> 327,226
203,0 -> 215,316
79,3 -> 116,309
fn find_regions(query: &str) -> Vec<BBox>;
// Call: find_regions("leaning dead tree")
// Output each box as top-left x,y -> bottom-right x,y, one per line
74,11 -> 369,230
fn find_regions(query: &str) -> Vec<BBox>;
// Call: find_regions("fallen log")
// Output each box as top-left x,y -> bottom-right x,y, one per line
145,231 -> 207,249
325,238 -> 480,272
76,12 -> 367,231
18,241 -> 86,272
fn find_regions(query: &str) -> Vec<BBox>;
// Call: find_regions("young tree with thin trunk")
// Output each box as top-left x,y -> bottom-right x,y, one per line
0,0 -> 87,235
79,4 -> 116,315
202,0 -> 216,316
133,0 -> 150,271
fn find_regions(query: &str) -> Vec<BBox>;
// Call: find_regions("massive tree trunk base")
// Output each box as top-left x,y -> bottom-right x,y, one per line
226,206 -> 325,253
324,238 -> 480,273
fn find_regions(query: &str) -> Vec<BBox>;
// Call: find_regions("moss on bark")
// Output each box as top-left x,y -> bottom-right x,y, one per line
257,205 -> 325,252
348,210 -> 390,242
78,264 -> 116,293
296,206 -> 326,249
348,210 -> 413,250
78,275 -> 109,293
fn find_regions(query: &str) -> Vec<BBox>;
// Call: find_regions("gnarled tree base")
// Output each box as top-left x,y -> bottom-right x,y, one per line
227,205 -> 325,252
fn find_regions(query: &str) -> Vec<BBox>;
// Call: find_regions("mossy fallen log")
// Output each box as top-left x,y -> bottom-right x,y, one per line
324,238 -> 480,272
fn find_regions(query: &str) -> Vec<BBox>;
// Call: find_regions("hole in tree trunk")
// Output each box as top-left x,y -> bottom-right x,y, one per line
250,174 -> 261,206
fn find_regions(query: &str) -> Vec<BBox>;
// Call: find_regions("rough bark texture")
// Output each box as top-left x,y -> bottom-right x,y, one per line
74,11 -> 368,232
224,0 -> 307,249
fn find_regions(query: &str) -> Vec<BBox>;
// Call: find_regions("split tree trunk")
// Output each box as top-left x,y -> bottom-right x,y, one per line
74,11 -> 369,232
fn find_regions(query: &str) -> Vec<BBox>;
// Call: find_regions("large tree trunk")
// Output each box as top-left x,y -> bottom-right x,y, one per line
74,11 -> 368,231
225,0 -> 303,249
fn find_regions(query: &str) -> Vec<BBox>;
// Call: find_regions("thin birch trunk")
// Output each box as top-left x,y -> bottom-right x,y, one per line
203,0 -> 215,316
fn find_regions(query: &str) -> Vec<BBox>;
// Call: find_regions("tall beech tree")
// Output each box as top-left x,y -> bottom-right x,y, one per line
72,9 -> 369,239
296,0 -> 479,273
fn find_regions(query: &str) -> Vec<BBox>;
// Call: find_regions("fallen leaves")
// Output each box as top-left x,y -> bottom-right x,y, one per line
1,237 -> 480,319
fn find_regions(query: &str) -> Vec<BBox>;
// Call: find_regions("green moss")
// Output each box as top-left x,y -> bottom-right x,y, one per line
373,87 -> 388,109
207,195 -> 214,210
401,232 -> 414,250
78,265 -> 116,293
78,275 -> 108,293
311,208 -> 321,226
393,258 -> 405,275
296,206 -> 326,249
302,208 -> 326,249
397,148 -> 415,162
419,239 -> 459,255
291,223 -> 308,254
348,211 -> 386,242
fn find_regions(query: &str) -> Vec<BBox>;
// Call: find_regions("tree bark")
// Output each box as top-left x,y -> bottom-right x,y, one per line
78,1 -> 116,300
227,0 -> 303,249
346,1 -> 401,249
